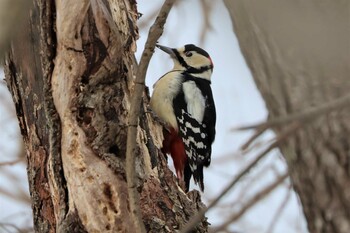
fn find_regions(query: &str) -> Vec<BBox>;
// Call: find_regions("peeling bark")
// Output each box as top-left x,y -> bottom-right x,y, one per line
224,1 -> 350,233
5,0 -> 208,232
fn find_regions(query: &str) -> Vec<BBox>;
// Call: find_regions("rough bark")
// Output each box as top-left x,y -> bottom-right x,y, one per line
4,0 -> 208,232
224,1 -> 350,233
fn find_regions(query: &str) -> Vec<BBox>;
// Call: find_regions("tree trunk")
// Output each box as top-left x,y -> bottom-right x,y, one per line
224,1 -> 350,233
4,1 -> 208,232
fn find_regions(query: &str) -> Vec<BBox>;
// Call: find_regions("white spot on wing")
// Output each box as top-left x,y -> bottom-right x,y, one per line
177,115 -> 184,124
196,142 -> 205,149
180,127 -> 187,135
190,163 -> 197,171
185,122 -> 200,133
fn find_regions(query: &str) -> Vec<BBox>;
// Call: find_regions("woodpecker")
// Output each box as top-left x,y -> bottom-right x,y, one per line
150,44 -> 216,192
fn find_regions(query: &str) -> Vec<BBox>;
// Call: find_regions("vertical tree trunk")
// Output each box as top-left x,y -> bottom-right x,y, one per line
4,0 -> 208,232
224,1 -> 350,233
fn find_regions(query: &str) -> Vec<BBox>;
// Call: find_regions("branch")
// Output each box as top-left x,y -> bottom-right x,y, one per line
0,158 -> 23,166
264,185 -> 292,233
199,0 -> 213,44
235,93 -> 350,131
240,125 -> 268,150
180,122 -> 301,233
0,222 -> 26,233
210,172 -> 289,232
125,0 -> 175,232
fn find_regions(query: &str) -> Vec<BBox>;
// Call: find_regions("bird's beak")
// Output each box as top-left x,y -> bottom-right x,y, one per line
156,44 -> 176,58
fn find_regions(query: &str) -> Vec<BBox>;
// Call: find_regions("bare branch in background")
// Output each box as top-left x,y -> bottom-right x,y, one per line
0,222 -> 32,233
210,172 -> 289,232
264,186 -> 292,233
0,71 -> 29,230
239,125 -> 268,150
126,0 -> 175,232
232,93 -> 350,151
0,158 -> 23,166
208,162 -> 285,219
138,0 -> 213,45
213,137 -> 272,166
199,0 -> 213,45
225,1 -> 349,231
0,222 -> 24,233
0,68 -> 29,229
0,167 -> 31,204
180,122 -> 301,233
235,94 -> 350,131
233,162 -> 282,206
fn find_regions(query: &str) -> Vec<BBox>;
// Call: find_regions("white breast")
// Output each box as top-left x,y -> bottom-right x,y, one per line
150,71 -> 183,130
182,81 -> 205,123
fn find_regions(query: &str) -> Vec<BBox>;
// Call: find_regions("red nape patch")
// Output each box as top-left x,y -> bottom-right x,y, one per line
208,56 -> 214,69
162,128 -> 187,180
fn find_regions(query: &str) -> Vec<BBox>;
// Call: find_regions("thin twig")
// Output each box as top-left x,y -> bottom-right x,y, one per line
264,185 -> 292,233
125,0 -> 175,232
212,139 -> 268,165
180,122 -> 301,233
0,222 -> 26,233
234,94 -> 350,131
210,172 -> 289,232
0,158 -> 23,166
234,162 -> 277,206
199,0 -> 213,44
240,125 -> 268,150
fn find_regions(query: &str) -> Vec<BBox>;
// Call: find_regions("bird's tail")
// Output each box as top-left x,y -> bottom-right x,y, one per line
185,162 -> 204,192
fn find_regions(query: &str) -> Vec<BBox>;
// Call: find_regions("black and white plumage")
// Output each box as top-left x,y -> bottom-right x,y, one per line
150,44 -> 216,192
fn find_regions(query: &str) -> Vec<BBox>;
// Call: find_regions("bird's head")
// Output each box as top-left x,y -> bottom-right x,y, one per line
156,44 -> 214,80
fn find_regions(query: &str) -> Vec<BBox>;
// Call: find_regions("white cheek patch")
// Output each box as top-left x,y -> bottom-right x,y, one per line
182,81 -> 205,123
184,54 -> 207,68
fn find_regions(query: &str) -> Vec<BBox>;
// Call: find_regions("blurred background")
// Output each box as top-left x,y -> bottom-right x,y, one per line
0,0 -> 309,232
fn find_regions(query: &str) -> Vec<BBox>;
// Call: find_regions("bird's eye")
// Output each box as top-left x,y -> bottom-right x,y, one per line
185,51 -> 193,57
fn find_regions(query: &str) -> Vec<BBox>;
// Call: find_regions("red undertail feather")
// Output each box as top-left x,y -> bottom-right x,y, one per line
162,128 -> 187,181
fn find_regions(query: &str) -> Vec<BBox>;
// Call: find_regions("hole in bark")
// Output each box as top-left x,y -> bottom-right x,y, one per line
81,75 -> 89,84
103,183 -> 113,200
78,107 -> 94,125
105,107 -> 117,121
103,183 -> 118,213
109,145 -> 120,155
123,63 -> 128,73
106,224 -> 111,230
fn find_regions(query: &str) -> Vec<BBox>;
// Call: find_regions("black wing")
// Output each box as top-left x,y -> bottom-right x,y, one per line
197,78 -> 216,166
173,76 -> 216,192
